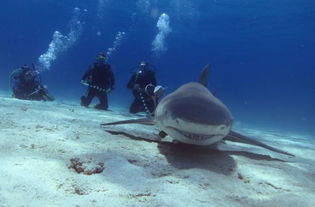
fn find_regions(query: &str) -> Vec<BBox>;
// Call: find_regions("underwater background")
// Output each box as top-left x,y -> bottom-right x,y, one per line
0,0 -> 314,135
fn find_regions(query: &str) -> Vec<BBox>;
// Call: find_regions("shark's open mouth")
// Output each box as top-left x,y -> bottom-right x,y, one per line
166,126 -> 225,141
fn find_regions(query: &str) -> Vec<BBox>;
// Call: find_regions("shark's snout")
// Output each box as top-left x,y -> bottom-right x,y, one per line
155,82 -> 233,145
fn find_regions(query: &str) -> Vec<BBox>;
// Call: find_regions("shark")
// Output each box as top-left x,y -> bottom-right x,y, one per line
102,65 -> 293,156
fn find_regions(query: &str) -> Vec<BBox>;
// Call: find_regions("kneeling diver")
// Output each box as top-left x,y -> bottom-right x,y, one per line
127,61 -> 162,115
80,52 -> 115,110
10,64 -> 54,101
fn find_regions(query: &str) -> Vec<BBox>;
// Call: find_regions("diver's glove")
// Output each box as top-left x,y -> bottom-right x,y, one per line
145,84 -> 165,99
80,80 -> 89,86
154,85 -> 165,99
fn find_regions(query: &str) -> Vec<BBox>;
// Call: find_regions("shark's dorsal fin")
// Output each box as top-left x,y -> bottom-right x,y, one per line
198,64 -> 211,87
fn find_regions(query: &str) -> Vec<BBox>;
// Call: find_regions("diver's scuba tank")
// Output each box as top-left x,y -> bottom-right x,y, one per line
9,64 -> 40,90
9,68 -> 23,90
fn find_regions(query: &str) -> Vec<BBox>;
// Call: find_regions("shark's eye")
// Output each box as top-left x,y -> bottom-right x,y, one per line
175,119 -> 179,124
220,126 -> 226,130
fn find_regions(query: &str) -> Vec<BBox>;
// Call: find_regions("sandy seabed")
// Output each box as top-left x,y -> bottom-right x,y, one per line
0,96 -> 314,207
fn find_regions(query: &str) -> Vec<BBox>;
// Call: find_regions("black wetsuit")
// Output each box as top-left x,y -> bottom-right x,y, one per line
11,68 -> 53,101
80,62 -> 115,110
127,69 -> 157,114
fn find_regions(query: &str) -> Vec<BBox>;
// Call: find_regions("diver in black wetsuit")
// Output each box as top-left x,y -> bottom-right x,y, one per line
127,61 -> 157,114
10,65 -> 54,101
80,52 -> 115,110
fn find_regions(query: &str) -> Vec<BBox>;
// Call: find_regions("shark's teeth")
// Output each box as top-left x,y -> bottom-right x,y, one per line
166,126 -> 223,141
181,131 -> 214,141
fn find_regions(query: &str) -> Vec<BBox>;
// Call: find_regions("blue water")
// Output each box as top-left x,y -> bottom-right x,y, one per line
0,0 -> 314,135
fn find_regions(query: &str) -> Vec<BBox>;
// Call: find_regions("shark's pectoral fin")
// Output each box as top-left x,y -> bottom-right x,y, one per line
104,128 -> 167,144
158,131 -> 168,138
224,130 -> 294,157
101,118 -> 155,126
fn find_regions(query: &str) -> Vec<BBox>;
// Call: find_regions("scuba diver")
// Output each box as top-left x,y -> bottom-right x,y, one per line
127,61 -> 160,114
10,64 -> 54,101
80,52 -> 115,110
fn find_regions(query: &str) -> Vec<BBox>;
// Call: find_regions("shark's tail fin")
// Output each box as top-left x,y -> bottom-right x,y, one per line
198,64 -> 211,87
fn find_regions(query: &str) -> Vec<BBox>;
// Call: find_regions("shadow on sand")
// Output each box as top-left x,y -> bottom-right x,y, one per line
105,129 -> 286,176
